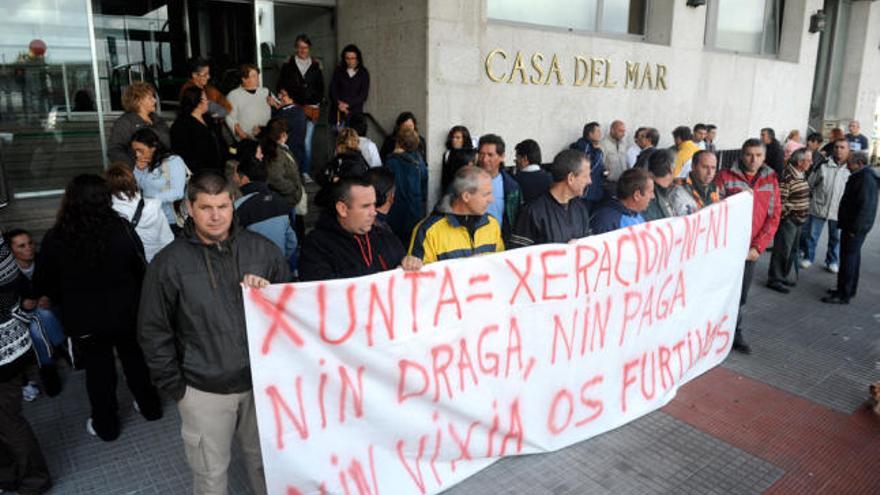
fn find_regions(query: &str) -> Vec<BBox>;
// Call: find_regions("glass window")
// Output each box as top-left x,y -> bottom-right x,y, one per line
0,0 -> 105,195
488,0 -> 646,36
710,0 -> 784,56
92,1 -> 175,113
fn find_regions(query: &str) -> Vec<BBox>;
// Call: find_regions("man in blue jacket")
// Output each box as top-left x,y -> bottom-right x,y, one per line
569,121 -> 606,208
232,147 -> 298,269
822,151 -> 878,304
590,167 -> 654,235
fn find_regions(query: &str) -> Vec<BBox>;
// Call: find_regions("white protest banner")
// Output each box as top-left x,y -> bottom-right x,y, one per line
244,191 -> 753,495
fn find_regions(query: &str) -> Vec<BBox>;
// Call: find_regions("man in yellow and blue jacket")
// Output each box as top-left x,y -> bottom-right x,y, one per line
404,166 -> 504,265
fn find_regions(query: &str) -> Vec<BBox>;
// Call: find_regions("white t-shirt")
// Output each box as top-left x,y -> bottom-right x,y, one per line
112,193 -> 175,262
359,137 -> 382,168
225,87 -> 271,140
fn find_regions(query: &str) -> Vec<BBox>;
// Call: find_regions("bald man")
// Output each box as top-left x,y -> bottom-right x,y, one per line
600,120 -> 628,182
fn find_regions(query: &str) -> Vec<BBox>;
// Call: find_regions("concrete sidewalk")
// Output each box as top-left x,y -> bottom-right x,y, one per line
18,216 -> 880,494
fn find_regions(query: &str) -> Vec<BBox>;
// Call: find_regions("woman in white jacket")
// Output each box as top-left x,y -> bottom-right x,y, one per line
105,164 -> 174,262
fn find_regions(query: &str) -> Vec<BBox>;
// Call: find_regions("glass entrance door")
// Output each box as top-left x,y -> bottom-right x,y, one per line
0,0 -> 105,197
255,0 -> 335,167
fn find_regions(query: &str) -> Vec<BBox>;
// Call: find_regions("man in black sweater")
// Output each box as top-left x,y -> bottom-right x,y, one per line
510,149 -> 592,247
513,139 -> 552,203
822,152 -> 879,304
299,176 -> 408,281
761,127 -> 786,177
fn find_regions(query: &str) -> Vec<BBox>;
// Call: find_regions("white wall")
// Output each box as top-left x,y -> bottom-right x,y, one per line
425,0 -> 823,204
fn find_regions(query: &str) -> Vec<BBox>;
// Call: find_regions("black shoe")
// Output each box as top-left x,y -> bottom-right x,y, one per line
781,280 -> 796,287
39,365 -> 62,397
826,287 -> 838,294
732,340 -> 752,354
821,294 -> 849,304
766,282 -> 790,294
731,333 -> 752,354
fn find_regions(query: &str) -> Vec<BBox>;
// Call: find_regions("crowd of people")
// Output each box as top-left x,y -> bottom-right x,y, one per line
1,34 -> 878,495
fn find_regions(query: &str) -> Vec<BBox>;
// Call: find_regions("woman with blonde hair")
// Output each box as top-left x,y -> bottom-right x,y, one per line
107,82 -> 170,166
783,129 -> 805,161
317,127 -> 369,186
105,163 -> 174,261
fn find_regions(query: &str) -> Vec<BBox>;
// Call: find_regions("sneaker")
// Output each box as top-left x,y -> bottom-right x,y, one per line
86,418 -> 97,437
302,173 -> 314,184
22,382 -> 40,402
799,259 -> 812,269
826,263 -> 839,273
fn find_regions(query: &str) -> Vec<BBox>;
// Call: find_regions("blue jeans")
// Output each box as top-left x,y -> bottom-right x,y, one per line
27,308 -> 65,366
800,215 -> 840,266
302,119 -> 315,175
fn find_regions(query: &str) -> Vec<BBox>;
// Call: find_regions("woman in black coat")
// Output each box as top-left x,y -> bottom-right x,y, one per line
171,86 -> 225,174
34,175 -> 162,442
329,44 -> 370,127
380,111 -> 428,162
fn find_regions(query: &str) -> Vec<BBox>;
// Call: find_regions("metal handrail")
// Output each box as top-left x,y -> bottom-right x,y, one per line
362,112 -> 389,141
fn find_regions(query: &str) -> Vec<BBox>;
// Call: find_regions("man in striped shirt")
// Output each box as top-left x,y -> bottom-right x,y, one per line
767,149 -> 813,293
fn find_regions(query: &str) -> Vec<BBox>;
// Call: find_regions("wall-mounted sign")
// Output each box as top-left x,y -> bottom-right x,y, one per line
485,49 -> 668,90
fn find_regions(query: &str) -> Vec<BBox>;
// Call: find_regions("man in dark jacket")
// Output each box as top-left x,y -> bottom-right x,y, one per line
299,176 -> 405,281
642,149 -> 676,221
590,168 -> 654,234
138,172 -> 289,495
510,149 -> 591,248
569,121 -> 606,207
822,152 -> 878,304
513,139 -> 552,203
761,127 -> 785,178
232,150 -> 298,266
273,85 -> 308,168
477,134 -> 521,242
385,128 -> 429,244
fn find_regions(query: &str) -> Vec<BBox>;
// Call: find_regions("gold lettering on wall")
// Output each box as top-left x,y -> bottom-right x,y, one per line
485,49 -> 507,83
602,58 -> 617,88
508,51 -> 528,84
530,53 -> 546,84
655,64 -> 668,90
483,49 -> 668,91
625,61 -> 640,89
589,57 -> 602,88
638,64 -> 654,90
573,56 -> 589,86
548,54 -> 564,85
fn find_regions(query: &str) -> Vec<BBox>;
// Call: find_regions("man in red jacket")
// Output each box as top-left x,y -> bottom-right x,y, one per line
715,138 -> 781,354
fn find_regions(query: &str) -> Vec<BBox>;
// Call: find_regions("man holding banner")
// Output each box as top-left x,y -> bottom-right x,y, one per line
139,173 -> 290,495
405,165 -> 504,265
715,138 -> 781,353
299,175 -> 406,281
510,149 -> 592,247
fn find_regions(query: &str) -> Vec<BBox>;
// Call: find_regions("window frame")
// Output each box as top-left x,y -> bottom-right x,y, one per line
485,0 -> 649,40
704,0 -> 784,58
